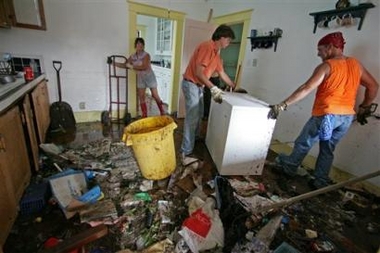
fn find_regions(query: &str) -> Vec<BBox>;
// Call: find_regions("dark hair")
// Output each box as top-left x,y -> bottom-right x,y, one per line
212,24 -> 235,41
134,37 -> 145,47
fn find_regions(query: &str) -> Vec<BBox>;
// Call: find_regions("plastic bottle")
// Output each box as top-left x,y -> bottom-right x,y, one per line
30,59 -> 38,76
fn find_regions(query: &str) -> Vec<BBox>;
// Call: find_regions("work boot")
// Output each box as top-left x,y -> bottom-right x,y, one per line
181,153 -> 200,167
140,102 -> 148,118
156,100 -> 165,115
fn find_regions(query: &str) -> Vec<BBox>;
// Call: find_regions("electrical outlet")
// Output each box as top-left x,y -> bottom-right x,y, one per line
252,58 -> 258,67
79,102 -> 85,110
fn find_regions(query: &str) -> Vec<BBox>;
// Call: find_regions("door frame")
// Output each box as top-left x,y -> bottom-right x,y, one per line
212,9 -> 253,88
128,1 -> 185,116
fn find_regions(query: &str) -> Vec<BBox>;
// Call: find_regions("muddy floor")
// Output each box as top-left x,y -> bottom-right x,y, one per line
3,116 -> 380,253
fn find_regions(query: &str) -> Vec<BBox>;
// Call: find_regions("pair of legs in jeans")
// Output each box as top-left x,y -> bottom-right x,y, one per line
180,79 -> 204,158
275,114 -> 353,188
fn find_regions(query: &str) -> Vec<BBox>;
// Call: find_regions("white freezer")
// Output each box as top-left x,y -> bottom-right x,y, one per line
205,92 -> 276,175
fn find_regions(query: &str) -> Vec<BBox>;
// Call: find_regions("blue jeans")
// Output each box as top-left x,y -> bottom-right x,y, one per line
180,79 -> 204,155
276,114 -> 353,187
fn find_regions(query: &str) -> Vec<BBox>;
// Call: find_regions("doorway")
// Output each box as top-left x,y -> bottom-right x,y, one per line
128,1 -> 185,117
220,23 -> 244,86
212,9 -> 253,88
136,15 -> 173,109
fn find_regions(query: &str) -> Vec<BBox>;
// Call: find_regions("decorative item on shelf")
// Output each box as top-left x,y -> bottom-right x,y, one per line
317,16 -> 329,28
336,0 -> 351,9
274,28 -> 283,36
337,13 -> 356,26
309,2 -> 375,33
247,28 -> 282,52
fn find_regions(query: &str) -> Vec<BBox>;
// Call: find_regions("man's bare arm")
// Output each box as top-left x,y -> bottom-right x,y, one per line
359,65 -> 379,107
283,63 -> 330,106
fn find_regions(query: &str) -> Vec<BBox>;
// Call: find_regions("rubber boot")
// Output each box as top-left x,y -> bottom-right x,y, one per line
140,102 -> 148,118
156,100 -> 165,115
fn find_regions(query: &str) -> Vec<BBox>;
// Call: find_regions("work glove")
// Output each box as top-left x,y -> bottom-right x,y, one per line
210,86 -> 224,103
268,102 -> 287,119
356,104 -> 373,125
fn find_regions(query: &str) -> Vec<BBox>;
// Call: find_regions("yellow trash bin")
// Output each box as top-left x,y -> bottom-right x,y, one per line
122,115 -> 177,180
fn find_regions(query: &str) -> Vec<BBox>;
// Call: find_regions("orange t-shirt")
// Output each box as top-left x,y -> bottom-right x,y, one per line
312,57 -> 361,116
183,40 -> 223,85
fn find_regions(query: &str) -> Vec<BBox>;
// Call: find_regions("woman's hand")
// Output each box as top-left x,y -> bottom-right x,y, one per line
126,63 -> 134,69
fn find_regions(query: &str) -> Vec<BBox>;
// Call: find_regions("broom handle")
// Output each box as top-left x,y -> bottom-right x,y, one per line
53,61 -> 62,102
253,169 -> 380,214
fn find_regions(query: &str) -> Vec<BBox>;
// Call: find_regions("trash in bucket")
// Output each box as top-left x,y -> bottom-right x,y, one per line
122,116 -> 177,180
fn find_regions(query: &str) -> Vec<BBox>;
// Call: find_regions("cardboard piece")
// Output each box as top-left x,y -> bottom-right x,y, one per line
79,199 -> 118,224
49,171 -> 88,219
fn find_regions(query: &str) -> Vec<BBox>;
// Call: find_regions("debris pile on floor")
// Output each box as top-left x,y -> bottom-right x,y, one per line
4,138 -> 380,253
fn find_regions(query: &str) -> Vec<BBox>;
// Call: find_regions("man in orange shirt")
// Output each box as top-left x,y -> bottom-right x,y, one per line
181,24 -> 236,165
268,32 -> 378,189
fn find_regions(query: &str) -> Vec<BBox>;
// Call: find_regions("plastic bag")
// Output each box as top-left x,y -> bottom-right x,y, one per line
179,197 -> 224,253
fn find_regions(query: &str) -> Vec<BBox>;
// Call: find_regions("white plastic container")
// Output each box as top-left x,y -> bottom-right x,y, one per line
205,93 -> 276,175
30,59 -> 38,75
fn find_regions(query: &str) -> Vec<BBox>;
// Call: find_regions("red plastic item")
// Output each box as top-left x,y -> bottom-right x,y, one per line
24,66 -> 34,81
44,237 -> 79,253
182,209 -> 211,238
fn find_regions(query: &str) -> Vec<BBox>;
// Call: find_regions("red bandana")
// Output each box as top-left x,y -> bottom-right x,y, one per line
318,32 -> 345,50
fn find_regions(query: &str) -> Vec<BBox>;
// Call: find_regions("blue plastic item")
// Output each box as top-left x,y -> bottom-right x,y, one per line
20,181 -> 51,215
77,185 -> 101,203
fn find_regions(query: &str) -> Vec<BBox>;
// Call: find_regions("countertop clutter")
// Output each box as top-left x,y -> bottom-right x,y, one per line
0,74 -> 45,112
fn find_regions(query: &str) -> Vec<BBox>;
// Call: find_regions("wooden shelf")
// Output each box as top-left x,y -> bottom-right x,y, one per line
247,35 -> 282,52
309,3 -> 375,33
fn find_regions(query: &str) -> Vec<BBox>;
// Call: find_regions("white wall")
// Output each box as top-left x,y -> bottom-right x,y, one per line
136,15 -> 155,59
0,0 -> 379,185
209,0 -> 380,186
1,1 -> 129,113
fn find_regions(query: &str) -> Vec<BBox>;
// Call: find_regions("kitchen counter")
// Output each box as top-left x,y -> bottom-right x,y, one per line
0,74 -> 46,113
151,62 -> 171,69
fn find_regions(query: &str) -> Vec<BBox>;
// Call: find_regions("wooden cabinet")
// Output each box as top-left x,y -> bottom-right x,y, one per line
0,106 -> 31,245
0,76 -> 50,247
0,0 -> 47,30
0,0 -> 12,28
30,79 -> 50,144
0,167 -> 17,247
22,95 -> 40,172
155,18 -> 173,55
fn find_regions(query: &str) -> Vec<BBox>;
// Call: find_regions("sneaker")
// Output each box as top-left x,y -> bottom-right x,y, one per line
181,153 -> 200,166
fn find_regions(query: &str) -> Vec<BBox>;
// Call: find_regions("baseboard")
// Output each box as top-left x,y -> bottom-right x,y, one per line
74,110 -> 132,123
269,139 -> 380,196
74,111 -> 102,123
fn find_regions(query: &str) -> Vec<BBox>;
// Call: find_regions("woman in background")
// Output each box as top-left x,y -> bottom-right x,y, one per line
115,37 -> 165,117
